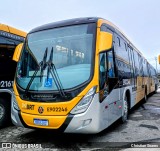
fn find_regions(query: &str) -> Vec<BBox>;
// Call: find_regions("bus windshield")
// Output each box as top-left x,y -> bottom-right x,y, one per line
16,23 -> 96,91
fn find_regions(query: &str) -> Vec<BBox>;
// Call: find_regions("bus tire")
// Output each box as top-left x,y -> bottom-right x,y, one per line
0,98 -> 11,127
121,96 -> 129,123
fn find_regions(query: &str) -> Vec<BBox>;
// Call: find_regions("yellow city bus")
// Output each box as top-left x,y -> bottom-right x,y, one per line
11,17 -> 158,133
0,24 -> 26,127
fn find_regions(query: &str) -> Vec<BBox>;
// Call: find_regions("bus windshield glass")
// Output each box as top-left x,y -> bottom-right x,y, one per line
16,23 -> 96,91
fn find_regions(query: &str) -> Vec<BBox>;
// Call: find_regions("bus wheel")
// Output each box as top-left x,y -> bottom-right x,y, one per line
121,96 -> 128,123
0,98 -> 10,127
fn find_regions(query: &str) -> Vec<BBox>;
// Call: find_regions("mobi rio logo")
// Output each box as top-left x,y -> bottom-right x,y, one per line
38,106 -> 44,114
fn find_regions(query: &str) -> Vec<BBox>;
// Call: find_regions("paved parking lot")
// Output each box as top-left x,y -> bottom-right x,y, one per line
0,89 -> 160,150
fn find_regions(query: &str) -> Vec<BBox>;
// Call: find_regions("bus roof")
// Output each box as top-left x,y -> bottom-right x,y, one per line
28,17 -> 149,65
29,17 -> 100,33
0,23 -> 27,37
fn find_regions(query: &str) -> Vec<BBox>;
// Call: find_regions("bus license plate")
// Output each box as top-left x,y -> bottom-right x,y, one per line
33,119 -> 48,126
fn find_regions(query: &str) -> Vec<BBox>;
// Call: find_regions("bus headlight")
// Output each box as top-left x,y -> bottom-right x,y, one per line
70,86 -> 97,114
12,93 -> 20,111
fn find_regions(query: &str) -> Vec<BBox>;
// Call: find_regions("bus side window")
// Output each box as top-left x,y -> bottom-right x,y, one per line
107,50 -> 118,93
107,51 -> 115,78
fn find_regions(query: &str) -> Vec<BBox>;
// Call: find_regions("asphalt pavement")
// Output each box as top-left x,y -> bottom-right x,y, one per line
0,89 -> 160,151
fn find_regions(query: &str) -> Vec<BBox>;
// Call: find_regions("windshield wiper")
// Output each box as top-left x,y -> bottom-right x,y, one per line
24,48 -> 48,97
40,48 -> 48,82
47,47 -> 67,98
24,47 -> 67,99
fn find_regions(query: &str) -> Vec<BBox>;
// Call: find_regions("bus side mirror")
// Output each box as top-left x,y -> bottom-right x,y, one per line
98,32 -> 113,53
12,43 -> 23,62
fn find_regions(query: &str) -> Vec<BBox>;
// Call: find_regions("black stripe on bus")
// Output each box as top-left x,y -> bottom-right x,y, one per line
58,114 -> 74,132
18,111 -> 74,132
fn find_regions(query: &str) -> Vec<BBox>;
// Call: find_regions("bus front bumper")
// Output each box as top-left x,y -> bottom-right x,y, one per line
11,94 -> 102,133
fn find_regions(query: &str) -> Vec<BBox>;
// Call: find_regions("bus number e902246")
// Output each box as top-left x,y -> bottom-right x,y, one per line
0,81 -> 13,88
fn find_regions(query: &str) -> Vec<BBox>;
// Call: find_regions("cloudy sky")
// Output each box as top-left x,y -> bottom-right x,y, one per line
1,0 -> 160,71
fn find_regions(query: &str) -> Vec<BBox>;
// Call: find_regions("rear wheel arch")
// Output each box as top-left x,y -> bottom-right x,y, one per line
125,89 -> 131,110
121,89 -> 130,123
0,92 -> 12,127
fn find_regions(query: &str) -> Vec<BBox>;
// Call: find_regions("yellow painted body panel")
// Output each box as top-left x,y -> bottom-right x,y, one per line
21,112 -> 67,129
143,77 -> 149,95
96,19 -> 114,91
13,81 -> 97,117
136,76 -> 145,103
136,77 -> 145,103
158,55 -> 160,64
144,77 -> 155,94
0,23 -> 26,37
0,24 -> 8,32
12,43 -> 23,62
15,93 -> 81,116
136,76 -> 156,103
98,32 -> 113,53
150,78 -> 155,93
